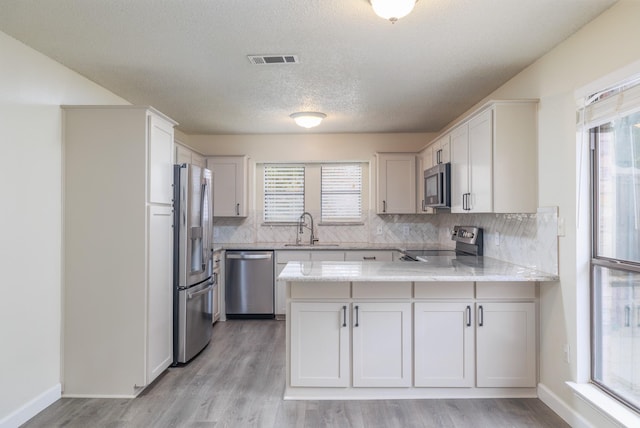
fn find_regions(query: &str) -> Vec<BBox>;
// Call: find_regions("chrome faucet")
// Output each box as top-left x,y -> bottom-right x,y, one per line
296,212 -> 318,245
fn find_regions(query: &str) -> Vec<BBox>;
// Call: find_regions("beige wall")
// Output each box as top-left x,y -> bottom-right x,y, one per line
0,31 -> 128,426
472,1 -> 640,426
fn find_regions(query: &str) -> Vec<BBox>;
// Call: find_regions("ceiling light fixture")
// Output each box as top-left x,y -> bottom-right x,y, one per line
370,0 -> 417,23
290,112 -> 326,128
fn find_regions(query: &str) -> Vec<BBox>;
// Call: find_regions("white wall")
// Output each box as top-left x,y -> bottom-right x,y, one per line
471,1 -> 640,426
0,32 -> 128,427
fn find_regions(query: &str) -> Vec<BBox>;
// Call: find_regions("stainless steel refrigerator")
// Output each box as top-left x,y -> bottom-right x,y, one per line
173,163 -> 214,364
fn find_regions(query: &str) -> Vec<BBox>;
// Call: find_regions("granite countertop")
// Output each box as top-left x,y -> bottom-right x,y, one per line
218,243 -> 447,251
278,257 -> 559,282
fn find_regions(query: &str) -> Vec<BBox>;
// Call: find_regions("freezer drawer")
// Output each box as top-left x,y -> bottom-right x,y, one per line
225,251 -> 275,318
176,278 -> 213,363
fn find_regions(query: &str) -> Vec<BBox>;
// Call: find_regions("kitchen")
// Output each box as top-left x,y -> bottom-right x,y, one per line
2,1 -> 640,427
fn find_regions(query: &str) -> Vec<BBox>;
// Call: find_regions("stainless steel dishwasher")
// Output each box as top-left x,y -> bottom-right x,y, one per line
225,250 -> 275,319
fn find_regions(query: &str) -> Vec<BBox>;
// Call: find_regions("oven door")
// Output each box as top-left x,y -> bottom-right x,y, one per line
423,162 -> 450,208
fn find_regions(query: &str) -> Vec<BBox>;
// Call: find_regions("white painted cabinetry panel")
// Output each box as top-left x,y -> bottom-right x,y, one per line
352,302 -> 412,387
290,302 -> 350,387
414,301 -> 474,387
62,106 -> 176,396
476,302 -> 536,387
206,156 -> 248,217
376,153 -> 416,214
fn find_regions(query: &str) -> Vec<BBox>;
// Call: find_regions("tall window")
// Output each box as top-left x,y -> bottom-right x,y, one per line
588,78 -> 640,411
263,165 -> 304,222
321,164 -> 363,222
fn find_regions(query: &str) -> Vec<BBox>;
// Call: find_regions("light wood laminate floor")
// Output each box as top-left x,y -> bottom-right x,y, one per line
24,320 -> 569,428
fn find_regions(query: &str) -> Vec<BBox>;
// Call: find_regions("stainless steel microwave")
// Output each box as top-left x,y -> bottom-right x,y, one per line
423,162 -> 450,208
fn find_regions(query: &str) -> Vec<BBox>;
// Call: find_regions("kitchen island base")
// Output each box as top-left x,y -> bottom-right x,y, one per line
282,263 -> 545,400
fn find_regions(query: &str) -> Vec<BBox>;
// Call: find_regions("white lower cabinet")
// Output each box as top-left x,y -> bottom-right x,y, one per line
475,302 -> 536,387
290,301 -> 412,388
288,281 -> 537,397
146,205 -> 174,384
352,302 -> 412,387
290,302 -> 350,387
414,302 -> 474,387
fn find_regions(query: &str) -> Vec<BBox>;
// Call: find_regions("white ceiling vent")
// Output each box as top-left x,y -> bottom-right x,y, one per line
247,55 -> 299,65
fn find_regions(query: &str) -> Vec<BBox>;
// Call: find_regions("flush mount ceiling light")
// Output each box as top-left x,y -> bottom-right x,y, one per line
370,0 -> 417,23
290,112 -> 326,128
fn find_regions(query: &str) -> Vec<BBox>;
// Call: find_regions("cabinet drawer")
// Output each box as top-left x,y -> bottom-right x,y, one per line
311,251 -> 345,261
414,282 -> 474,299
476,282 -> 536,299
276,251 -> 311,263
345,251 -> 393,262
352,281 -> 412,298
290,282 -> 350,299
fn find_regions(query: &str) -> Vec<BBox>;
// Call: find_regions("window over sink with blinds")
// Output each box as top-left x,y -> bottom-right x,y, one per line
262,163 -> 364,225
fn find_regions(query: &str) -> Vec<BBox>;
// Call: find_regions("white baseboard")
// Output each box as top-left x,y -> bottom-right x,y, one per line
0,384 -> 61,428
538,383 -> 594,428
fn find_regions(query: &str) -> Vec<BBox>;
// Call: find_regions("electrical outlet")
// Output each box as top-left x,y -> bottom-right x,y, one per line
403,225 -> 410,236
376,226 -> 383,235
557,217 -> 566,237
563,344 -> 571,363
494,232 -> 500,246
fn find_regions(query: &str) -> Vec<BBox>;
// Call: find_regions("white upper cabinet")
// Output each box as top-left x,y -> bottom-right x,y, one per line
431,134 -> 451,165
206,156 -> 249,217
450,123 -> 470,213
175,143 -> 205,168
448,100 -> 538,213
148,114 -> 175,204
376,153 -> 416,214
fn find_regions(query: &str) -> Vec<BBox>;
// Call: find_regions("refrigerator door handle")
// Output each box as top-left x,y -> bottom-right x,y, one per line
188,284 -> 213,299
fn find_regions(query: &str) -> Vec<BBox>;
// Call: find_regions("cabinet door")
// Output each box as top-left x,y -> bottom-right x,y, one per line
449,124 -> 469,213
148,114 -> 175,204
147,205 -> 174,383
476,302 -> 536,387
439,136 -> 451,164
414,302 -> 474,387
468,109 -> 493,213
290,302 -> 350,387
352,302 -> 412,387
175,144 -> 192,165
191,152 -> 205,168
207,156 -> 247,217
376,153 -> 416,214
275,263 -> 287,316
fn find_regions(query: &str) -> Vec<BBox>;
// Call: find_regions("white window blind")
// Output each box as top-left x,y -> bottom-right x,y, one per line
321,164 -> 362,222
264,165 -> 304,222
580,77 -> 640,128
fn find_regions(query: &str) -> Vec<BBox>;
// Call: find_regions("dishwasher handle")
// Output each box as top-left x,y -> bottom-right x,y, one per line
226,253 -> 273,260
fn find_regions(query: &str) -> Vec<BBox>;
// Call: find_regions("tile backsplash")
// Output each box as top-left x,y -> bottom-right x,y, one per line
214,207 -> 559,274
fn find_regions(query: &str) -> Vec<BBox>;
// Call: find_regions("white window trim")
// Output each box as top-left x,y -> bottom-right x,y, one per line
572,60 -> 640,427
567,382 -> 640,428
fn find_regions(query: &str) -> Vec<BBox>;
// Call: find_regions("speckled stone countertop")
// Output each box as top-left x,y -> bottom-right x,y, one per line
278,257 -> 558,282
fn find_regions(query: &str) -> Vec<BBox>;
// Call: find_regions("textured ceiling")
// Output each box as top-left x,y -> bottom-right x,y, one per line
0,0 -> 617,134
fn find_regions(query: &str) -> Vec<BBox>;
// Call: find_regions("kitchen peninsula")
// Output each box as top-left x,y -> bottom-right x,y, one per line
279,256 -> 558,400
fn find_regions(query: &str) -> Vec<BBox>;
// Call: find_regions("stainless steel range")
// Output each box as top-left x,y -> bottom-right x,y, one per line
401,226 -> 483,261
